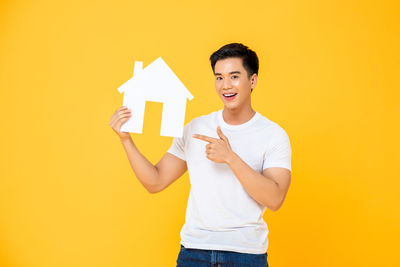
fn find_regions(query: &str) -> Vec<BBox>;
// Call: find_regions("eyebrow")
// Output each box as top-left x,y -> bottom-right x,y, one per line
215,71 -> 241,76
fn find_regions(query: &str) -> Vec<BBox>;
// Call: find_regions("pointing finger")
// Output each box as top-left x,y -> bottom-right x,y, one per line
192,134 -> 218,143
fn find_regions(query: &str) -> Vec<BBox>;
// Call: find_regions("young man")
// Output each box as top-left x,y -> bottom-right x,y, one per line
109,43 -> 292,267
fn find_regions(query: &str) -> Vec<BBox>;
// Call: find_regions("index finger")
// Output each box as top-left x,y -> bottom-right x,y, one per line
114,106 -> 127,115
192,134 -> 217,143
111,106 -> 128,122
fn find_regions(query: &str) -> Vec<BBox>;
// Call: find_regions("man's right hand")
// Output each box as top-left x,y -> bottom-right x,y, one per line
109,106 -> 132,140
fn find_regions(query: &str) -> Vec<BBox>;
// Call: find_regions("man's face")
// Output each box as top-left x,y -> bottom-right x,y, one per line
214,57 -> 257,111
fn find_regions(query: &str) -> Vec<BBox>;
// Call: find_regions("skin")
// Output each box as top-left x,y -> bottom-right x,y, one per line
109,57 -> 291,211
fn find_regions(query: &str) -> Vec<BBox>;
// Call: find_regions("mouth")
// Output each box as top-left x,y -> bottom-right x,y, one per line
222,93 -> 238,101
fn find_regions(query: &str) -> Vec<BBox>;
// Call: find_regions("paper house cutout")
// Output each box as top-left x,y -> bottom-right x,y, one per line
118,57 -> 193,138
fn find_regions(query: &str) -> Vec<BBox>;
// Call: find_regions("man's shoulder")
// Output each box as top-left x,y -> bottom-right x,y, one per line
186,110 -> 219,127
179,111 -> 219,139
255,112 -> 290,138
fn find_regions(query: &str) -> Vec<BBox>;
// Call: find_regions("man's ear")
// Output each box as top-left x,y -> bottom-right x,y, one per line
250,73 -> 258,92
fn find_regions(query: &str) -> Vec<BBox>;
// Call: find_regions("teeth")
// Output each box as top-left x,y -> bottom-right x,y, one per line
223,93 -> 236,97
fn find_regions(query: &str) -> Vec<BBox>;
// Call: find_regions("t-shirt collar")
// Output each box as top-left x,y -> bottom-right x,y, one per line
217,109 -> 261,131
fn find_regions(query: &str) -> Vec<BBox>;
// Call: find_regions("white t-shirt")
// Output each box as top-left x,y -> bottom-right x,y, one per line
167,109 -> 292,254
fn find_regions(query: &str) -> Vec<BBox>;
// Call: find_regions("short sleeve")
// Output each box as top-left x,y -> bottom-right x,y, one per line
167,122 -> 191,161
262,129 -> 292,171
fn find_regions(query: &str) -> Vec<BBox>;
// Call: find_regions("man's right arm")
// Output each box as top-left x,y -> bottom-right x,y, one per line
110,106 -> 187,193
120,136 -> 187,193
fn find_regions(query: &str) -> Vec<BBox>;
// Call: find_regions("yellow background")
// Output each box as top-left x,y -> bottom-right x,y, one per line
1,0 -> 399,266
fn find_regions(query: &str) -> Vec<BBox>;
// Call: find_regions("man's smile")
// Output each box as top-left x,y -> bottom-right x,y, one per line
222,93 -> 238,101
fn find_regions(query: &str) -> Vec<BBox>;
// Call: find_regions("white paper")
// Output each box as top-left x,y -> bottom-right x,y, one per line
117,57 -> 193,137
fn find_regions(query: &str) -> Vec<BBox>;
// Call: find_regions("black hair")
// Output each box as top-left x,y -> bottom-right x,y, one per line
209,43 -> 259,78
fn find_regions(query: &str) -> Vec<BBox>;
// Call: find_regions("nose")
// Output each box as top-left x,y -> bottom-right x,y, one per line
222,77 -> 232,90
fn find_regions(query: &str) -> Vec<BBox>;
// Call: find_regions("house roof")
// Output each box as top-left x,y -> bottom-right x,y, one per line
118,57 -> 194,101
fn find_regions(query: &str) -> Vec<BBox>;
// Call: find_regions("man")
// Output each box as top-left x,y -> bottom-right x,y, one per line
109,43 -> 292,267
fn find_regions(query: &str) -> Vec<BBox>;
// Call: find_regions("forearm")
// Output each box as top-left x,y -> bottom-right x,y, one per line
227,153 -> 282,210
120,136 -> 160,192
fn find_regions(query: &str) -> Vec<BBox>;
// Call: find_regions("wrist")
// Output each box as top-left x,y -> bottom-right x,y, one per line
120,135 -> 132,143
226,151 -> 238,166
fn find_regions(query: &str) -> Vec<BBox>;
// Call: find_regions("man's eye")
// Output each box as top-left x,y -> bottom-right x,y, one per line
232,75 -> 238,79
216,77 -> 222,80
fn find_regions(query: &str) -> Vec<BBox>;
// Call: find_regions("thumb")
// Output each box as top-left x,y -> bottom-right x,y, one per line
217,126 -> 227,141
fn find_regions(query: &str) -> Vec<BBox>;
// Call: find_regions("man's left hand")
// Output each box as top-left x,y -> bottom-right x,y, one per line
192,126 -> 235,164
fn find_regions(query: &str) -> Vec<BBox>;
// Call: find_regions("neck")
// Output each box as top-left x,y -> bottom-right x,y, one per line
222,105 -> 255,125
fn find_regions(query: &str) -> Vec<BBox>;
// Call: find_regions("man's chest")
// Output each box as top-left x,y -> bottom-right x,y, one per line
185,127 -> 268,173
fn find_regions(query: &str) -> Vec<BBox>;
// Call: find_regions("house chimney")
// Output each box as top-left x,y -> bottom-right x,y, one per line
133,61 -> 143,77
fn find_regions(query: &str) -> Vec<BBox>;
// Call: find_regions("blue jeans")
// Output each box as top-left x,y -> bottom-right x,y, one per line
176,244 -> 269,267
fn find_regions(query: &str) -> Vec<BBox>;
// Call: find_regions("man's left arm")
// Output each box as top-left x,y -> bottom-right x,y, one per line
193,126 -> 291,211
227,154 -> 291,211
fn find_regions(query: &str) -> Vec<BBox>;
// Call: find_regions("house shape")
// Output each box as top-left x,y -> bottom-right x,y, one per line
117,57 -> 194,138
